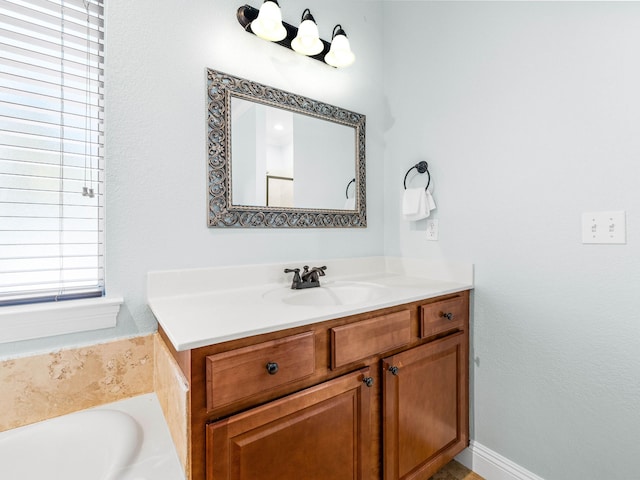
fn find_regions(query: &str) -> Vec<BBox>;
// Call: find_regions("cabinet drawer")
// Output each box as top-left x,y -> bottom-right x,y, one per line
420,296 -> 465,338
206,331 -> 315,411
330,310 -> 411,369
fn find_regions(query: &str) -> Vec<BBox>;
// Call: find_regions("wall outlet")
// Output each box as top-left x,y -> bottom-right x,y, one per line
581,211 -> 626,244
426,219 -> 439,241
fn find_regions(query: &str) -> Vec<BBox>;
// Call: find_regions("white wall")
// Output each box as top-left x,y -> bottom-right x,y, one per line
0,0 -> 385,357
383,2 -> 640,479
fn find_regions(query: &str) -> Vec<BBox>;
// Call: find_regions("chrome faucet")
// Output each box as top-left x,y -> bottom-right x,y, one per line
284,265 -> 327,289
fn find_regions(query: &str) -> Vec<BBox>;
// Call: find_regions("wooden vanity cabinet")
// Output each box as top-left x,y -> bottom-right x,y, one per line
160,290 -> 470,480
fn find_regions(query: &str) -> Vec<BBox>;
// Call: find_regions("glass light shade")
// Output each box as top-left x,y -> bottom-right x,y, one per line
291,19 -> 324,56
250,1 -> 287,42
324,33 -> 355,68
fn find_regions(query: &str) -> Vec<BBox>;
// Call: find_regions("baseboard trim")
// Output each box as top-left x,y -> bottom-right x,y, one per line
455,441 -> 545,480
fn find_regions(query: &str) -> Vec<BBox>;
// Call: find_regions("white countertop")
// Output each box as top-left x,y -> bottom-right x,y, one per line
147,257 -> 473,351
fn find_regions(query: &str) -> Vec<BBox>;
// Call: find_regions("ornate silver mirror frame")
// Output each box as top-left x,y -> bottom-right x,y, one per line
207,68 -> 366,228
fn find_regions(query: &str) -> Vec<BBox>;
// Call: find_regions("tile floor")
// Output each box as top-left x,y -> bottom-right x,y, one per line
429,460 -> 484,480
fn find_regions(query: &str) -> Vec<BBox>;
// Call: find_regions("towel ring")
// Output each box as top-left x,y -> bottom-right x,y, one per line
345,178 -> 355,199
403,161 -> 431,191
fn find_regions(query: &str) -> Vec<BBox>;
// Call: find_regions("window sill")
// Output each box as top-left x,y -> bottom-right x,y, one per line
0,296 -> 123,345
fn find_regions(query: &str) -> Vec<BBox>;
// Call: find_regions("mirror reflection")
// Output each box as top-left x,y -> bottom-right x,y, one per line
231,97 -> 356,211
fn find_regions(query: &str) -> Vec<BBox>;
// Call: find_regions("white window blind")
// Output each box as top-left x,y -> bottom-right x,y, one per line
0,0 -> 105,305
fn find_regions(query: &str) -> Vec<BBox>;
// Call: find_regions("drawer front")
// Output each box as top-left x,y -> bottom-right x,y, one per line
206,331 -> 315,411
420,296 -> 465,338
330,310 -> 411,369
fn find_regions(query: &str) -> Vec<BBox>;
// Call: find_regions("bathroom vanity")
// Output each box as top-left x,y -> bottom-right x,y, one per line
148,258 -> 473,480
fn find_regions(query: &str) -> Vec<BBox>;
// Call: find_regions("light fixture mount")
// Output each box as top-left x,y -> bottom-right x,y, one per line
237,4 -> 352,67
300,8 -> 315,24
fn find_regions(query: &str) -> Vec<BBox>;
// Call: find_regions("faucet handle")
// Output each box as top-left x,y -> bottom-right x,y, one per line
284,268 -> 302,289
284,268 -> 301,279
313,266 -> 327,276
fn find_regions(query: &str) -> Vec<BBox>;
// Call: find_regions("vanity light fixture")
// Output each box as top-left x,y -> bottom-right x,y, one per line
250,0 -> 287,42
236,3 -> 355,68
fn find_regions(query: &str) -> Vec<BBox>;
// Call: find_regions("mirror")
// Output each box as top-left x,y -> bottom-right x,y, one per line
231,97 -> 357,210
207,69 -> 366,228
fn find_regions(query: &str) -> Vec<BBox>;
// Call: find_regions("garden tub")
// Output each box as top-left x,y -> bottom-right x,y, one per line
0,393 -> 184,480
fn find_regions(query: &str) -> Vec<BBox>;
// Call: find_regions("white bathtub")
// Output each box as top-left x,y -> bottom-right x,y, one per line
0,393 -> 185,480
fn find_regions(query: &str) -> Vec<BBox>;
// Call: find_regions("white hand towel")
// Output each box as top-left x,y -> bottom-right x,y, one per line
403,188 -> 436,221
403,188 -> 427,221
402,188 -> 424,217
426,191 -> 436,212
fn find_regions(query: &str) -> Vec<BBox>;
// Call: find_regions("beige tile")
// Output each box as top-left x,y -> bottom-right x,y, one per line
0,335 -> 154,432
154,334 -> 190,479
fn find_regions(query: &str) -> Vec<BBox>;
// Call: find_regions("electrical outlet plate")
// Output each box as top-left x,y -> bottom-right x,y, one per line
581,211 -> 626,244
426,219 -> 439,241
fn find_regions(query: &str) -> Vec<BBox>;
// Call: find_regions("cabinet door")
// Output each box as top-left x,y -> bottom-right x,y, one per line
207,368 -> 373,480
383,332 -> 468,480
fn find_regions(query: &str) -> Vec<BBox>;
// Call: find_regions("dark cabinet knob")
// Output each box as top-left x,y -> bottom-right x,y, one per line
266,362 -> 279,375
363,377 -> 374,387
440,312 -> 454,320
388,365 -> 399,376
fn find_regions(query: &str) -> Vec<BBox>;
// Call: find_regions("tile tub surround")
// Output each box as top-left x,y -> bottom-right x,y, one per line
148,256 -> 474,351
0,335 -> 153,432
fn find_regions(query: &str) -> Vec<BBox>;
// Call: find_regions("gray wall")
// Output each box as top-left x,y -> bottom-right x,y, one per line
383,2 -> 640,479
5,2 -> 640,479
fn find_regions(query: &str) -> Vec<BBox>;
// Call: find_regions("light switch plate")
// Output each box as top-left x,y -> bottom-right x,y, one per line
426,219 -> 439,241
581,211 -> 626,244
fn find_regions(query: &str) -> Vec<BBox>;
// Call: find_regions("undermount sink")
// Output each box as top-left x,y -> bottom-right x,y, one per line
263,281 -> 389,307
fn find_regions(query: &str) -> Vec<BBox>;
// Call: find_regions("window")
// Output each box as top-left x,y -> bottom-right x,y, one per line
0,0 -> 104,306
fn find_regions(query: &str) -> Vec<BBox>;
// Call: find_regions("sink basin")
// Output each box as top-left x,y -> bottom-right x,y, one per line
263,281 -> 389,307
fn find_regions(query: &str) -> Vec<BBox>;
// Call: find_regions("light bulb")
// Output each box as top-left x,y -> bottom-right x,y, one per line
325,25 -> 355,68
250,0 -> 287,42
291,9 -> 324,56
